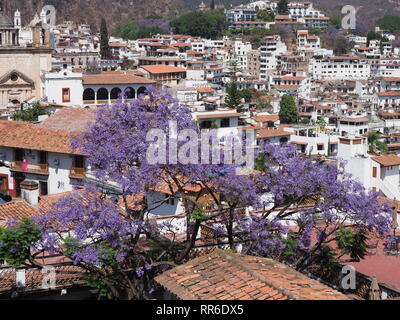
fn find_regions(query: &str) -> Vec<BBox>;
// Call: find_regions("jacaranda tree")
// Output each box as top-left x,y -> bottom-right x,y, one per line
0,88 -> 392,299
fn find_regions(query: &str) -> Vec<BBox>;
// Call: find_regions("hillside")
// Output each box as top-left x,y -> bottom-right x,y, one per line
1,0 -> 399,32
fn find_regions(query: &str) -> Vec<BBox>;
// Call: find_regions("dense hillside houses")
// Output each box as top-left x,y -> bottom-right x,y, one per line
1,0 -> 400,302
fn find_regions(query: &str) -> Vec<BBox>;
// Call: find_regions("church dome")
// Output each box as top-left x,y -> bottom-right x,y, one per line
0,11 -> 13,27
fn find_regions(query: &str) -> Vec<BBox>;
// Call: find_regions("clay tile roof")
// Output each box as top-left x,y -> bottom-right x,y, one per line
0,121 -> 84,155
155,249 -> 350,300
197,88 -> 215,93
109,43 -> 128,47
372,154 -> 400,167
141,65 -> 186,74
0,265 -> 87,294
339,117 -> 369,123
383,77 -> 400,82
276,84 -> 301,89
257,128 -> 291,139
0,200 -> 37,225
34,108 -> 96,132
196,112 -> 243,120
280,76 -> 305,81
83,73 -> 155,85
254,114 -> 280,123
377,91 -> 400,97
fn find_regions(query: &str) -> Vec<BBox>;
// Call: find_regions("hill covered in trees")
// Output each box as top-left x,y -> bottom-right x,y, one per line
1,0 -> 399,33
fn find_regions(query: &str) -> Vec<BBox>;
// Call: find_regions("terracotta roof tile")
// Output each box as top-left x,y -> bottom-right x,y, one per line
141,65 -> 186,74
377,91 -> 400,97
0,121 -> 83,155
0,200 -> 37,225
155,249 -> 349,300
34,108 -> 96,132
372,154 -> 400,167
0,265 -> 87,294
83,73 -> 155,85
257,128 -> 291,139
254,114 -> 279,123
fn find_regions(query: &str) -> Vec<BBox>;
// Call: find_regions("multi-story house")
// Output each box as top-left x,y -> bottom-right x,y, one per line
0,120 -> 89,199
43,68 -> 156,107
259,35 -> 287,80
311,56 -> 371,80
296,30 -> 320,51
226,5 -> 257,23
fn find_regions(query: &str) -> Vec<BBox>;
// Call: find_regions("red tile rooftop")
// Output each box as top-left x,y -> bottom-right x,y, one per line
34,107 -> 96,132
377,91 -> 400,97
0,200 -> 38,226
372,154 -> 400,167
0,121 -> 84,155
257,128 -> 291,139
254,114 -> 280,123
196,112 -> 243,120
83,72 -> 155,85
155,249 -> 349,300
141,65 -> 186,74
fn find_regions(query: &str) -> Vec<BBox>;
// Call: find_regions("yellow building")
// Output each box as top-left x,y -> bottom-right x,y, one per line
0,11 -> 52,106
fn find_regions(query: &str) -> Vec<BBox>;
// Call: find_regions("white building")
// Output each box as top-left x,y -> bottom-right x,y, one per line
296,30 -> 320,51
338,116 -> 369,136
0,120 -> 89,200
42,65 -> 83,107
312,56 -> 371,80
42,70 -> 156,107
338,136 -> 400,201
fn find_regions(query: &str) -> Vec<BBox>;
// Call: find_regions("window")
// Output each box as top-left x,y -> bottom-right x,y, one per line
40,181 -> 48,196
14,148 -> 24,161
74,156 -> 85,168
10,73 -> 18,82
372,167 -> 377,178
221,118 -> 230,128
39,151 -> 48,164
62,88 -> 71,103
165,194 -> 175,206
317,144 -> 324,151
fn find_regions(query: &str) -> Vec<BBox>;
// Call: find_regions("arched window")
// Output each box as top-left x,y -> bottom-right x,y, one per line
83,88 -> 95,101
124,87 -> 135,99
137,86 -> 147,96
97,88 -> 108,101
110,87 -> 122,100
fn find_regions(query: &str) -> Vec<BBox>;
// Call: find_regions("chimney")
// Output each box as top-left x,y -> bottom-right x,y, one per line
20,180 -> 39,206
16,269 -> 26,288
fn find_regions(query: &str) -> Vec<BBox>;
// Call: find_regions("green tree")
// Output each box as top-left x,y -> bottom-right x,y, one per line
279,95 -> 298,124
377,15 -> 400,33
255,97 -> 273,112
316,117 -> 327,128
11,102 -> 47,122
329,17 -> 341,29
113,22 -> 164,40
100,18 -> 111,60
225,82 -> 242,112
368,132 -> 388,154
171,10 -> 227,39
238,88 -> 252,103
366,30 -> 382,46
277,0 -> 289,15
0,218 -> 41,267
334,37 -> 350,55
257,9 -> 275,22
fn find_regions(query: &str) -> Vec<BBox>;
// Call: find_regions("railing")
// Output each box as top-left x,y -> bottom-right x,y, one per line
69,167 -> 86,179
10,161 -> 49,175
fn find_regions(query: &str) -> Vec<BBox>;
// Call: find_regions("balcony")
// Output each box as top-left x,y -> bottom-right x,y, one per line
10,161 -> 49,175
69,167 -> 86,179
